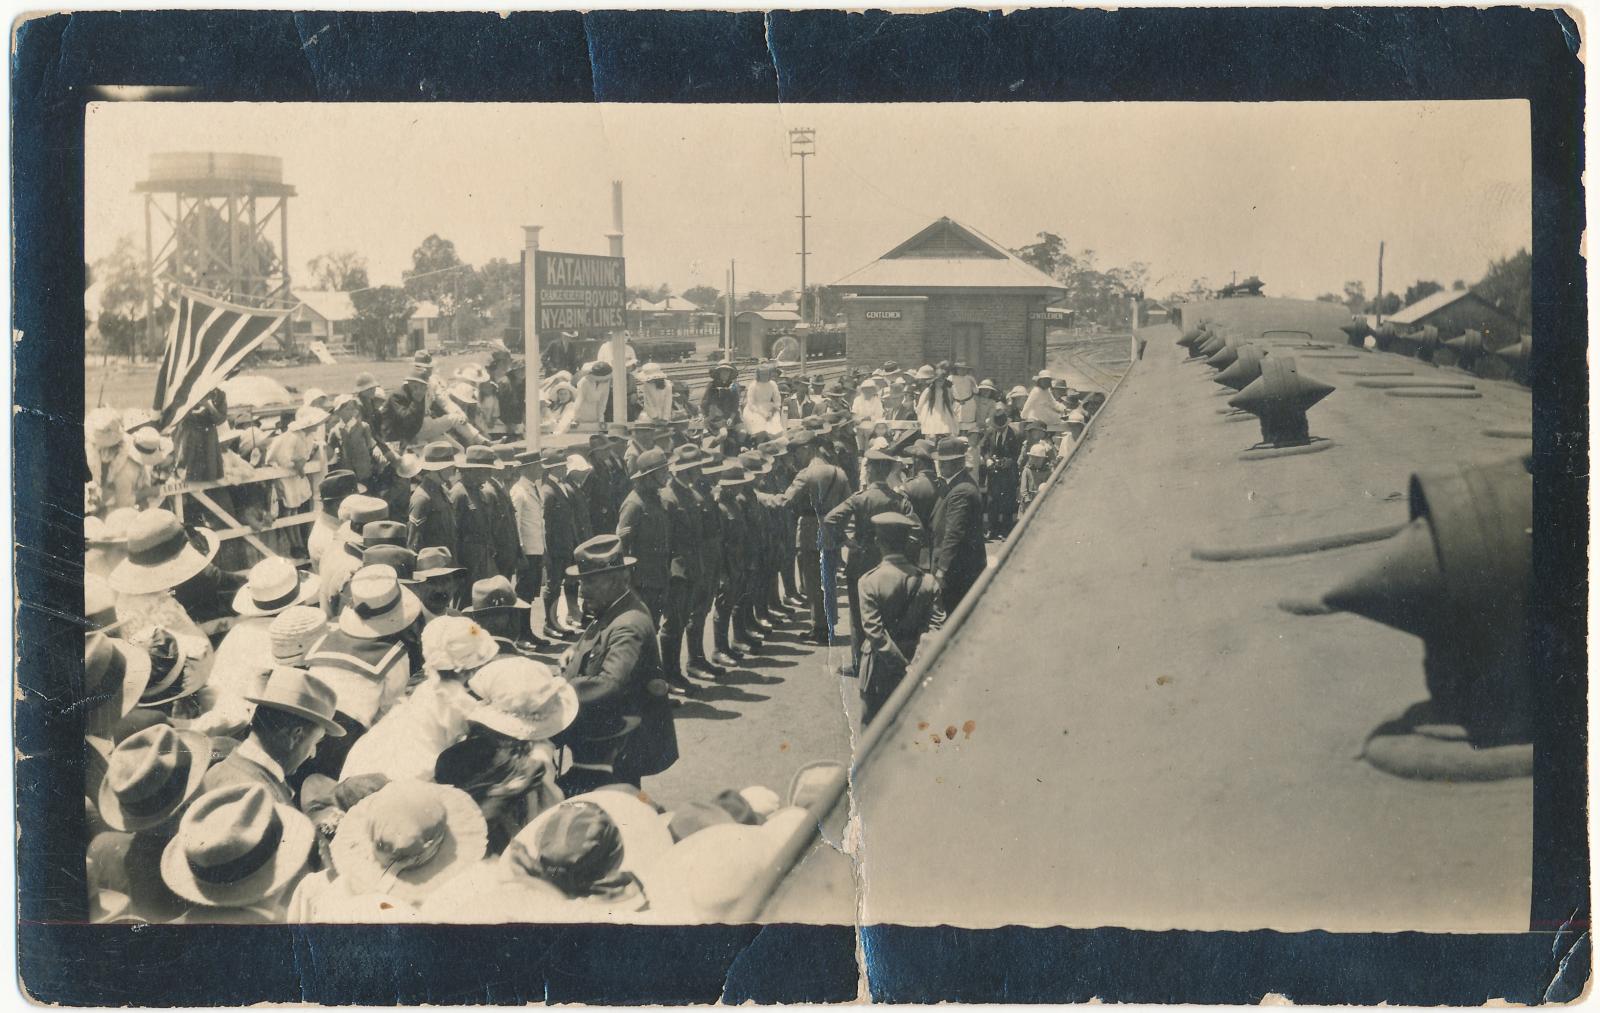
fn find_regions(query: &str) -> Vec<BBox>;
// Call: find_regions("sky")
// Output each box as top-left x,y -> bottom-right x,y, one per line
86,100 -> 1531,302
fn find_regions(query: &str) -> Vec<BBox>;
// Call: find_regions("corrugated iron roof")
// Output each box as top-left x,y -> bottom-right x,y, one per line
292,288 -> 356,321
737,308 -> 802,323
1386,287 -> 1475,325
829,216 -> 1067,293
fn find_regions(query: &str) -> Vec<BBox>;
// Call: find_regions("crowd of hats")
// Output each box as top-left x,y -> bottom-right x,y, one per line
83,345 -> 1098,924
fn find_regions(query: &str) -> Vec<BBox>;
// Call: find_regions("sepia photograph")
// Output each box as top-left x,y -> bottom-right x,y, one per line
78,98 -> 1538,930
14,7 -> 1587,1006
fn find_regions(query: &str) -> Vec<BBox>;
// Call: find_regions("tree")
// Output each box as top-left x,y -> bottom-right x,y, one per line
94,236 -> 153,360
306,251 -> 370,292
1315,292 -> 1344,303
351,286 -> 415,361
1373,292 -> 1402,316
403,235 -> 470,341
1473,247 -> 1531,326
682,285 -> 721,309
1342,280 -> 1367,315
737,290 -> 773,311
626,283 -> 672,305
1402,279 -> 1443,307
1013,232 -> 1070,278
804,284 -> 845,323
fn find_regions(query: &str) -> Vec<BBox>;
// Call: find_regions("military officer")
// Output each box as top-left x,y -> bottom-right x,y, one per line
760,430 -> 852,644
558,535 -> 678,794
657,445 -> 707,695
615,447 -> 673,623
856,512 -> 940,727
406,442 -> 459,556
824,447 -> 917,673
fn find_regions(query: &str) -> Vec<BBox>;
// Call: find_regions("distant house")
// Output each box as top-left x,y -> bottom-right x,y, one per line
291,289 -> 358,354
407,301 -> 447,353
828,216 -> 1067,387
1385,288 -> 1521,349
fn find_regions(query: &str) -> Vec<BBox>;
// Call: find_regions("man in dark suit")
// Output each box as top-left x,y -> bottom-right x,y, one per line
406,442 -> 460,556
930,436 -> 987,613
538,448 -> 579,637
559,535 -> 678,793
898,439 -> 940,568
202,667 -> 345,806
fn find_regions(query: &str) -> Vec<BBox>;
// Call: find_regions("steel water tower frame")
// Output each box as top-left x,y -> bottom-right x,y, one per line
135,152 -> 296,349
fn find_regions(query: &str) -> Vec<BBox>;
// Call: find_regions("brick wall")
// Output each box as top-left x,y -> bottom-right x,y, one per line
844,291 -> 1050,390
844,296 -> 928,373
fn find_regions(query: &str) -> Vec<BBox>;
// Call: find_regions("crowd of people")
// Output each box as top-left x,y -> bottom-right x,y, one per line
81,341 -> 1099,924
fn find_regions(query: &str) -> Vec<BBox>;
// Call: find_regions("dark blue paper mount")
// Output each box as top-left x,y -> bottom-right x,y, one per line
12,8 -> 1586,1006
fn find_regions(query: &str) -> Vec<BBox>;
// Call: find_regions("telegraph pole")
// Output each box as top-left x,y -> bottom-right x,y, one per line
789,127 -> 815,374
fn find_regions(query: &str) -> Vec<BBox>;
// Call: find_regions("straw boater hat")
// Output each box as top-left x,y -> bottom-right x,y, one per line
97,723 -> 213,833
107,510 -> 219,596
232,557 -> 318,618
565,535 -> 637,580
159,783 -> 316,908
330,781 -> 488,902
288,405 -> 329,432
268,606 -> 328,667
129,428 -> 175,468
244,667 -> 346,737
466,656 -> 580,742
339,565 -> 424,639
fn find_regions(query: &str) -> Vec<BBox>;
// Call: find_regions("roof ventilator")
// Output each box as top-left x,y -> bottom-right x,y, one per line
1212,345 -> 1266,391
1226,356 -> 1336,459
1321,454 -> 1533,780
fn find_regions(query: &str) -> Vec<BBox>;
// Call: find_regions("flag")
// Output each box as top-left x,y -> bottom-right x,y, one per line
152,288 -> 291,431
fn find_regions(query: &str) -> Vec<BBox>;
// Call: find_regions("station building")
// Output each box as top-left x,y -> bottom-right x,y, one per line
829,217 -> 1067,388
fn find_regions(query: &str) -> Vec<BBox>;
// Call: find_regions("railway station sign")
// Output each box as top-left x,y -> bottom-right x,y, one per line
864,310 -> 902,320
534,250 -> 626,333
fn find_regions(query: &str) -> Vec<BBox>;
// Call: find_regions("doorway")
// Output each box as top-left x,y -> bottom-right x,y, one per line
953,322 -> 982,371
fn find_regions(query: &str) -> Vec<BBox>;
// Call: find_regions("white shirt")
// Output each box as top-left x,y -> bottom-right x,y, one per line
510,475 -> 546,556
1022,387 -> 1065,424
951,374 -> 978,424
339,676 -> 473,783
742,379 -> 786,437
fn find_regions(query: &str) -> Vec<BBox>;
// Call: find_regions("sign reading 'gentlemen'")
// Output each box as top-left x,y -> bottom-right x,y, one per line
534,250 -> 627,332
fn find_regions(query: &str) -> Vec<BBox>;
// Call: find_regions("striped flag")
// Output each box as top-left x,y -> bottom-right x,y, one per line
152,288 -> 292,431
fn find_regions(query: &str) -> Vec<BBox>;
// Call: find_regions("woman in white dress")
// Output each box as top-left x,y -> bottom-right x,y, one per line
740,362 -> 786,438
572,361 -> 615,426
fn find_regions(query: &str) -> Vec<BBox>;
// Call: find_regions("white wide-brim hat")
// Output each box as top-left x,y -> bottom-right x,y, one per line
108,525 -> 220,596
231,567 -> 318,618
331,782 -> 489,903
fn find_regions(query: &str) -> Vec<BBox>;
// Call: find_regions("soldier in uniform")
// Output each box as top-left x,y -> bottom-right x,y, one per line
824,447 -> 916,673
657,445 -> 707,696
583,434 -> 621,535
406,442 -> 459,557
737,450 -> 779,641
712,464 -> 758,664
688,452 -> 728,676
929,436 -> 987,614
760,430 -> 852,644
898,439 -> 940,566
615,447 -> 673,623
856,513 -> 939,727
447,445 -> 501,587
538,448 -> 580,637
622,420 -> 657,478
481,444 -> 524,581
557,535 -> 678,795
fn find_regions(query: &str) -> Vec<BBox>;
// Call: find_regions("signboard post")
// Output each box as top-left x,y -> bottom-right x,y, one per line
534,248 -> 628,424
522,227 -> 543,452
